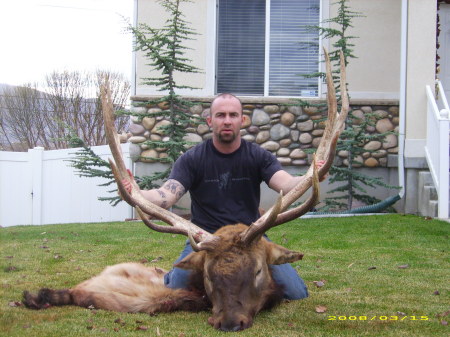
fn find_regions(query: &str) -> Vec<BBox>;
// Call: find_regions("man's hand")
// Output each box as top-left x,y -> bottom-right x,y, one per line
118,169 -> 134,199
315,160 -> 328,182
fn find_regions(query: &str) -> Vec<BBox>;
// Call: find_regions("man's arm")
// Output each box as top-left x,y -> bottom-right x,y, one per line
122,175 -> 186,209
268,160 -> 326,194
268,170 -> 304,194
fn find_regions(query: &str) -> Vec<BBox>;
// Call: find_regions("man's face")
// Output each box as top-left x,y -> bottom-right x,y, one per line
207,97 -> 243,144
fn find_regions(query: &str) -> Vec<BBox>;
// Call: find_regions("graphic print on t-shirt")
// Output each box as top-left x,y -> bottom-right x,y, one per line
218,172 -> 231,190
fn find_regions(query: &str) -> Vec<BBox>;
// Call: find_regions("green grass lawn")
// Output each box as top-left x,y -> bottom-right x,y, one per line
1,214 -> 448,336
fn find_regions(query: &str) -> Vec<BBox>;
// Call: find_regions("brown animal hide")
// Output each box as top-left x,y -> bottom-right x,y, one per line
23,224 -> 303,332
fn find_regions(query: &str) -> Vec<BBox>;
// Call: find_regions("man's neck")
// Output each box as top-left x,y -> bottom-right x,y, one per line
211,137 -> 242,154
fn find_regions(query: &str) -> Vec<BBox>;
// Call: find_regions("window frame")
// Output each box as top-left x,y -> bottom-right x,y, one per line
214,0 -> 326,98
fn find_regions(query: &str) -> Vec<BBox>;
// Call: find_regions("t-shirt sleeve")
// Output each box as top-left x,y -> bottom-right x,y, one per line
168,151 -> 195,191
259,148 -> 282,185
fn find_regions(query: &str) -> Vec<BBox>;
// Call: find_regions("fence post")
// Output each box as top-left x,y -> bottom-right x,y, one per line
30,147 -> 44,225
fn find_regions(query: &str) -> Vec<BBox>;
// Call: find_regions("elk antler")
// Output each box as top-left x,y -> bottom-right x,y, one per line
240,48 -> 349,245
100,79 -> 217,247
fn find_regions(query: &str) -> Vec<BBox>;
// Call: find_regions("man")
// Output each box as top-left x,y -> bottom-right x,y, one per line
123,93 -> 323,300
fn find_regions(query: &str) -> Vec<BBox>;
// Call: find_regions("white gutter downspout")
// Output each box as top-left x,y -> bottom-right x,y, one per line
131,0 -> 138,97
398,0 -> 408,199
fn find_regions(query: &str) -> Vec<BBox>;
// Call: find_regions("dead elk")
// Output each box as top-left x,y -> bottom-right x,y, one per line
23,49 -> 349,332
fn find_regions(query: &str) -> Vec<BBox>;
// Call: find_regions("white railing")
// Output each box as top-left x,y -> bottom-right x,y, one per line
425,80 -> 450,219
0,144 -> 133,227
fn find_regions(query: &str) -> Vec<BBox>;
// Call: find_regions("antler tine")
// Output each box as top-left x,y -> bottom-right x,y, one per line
101,82 -> 215,245
241,157 -> 319,245
240,48 -> 349,244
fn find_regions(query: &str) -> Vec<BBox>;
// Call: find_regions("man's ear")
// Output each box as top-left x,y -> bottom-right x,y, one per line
174,251 -> 206,271
206,115 -> 212,127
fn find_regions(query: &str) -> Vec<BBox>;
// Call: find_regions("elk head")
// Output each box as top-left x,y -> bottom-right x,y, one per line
101,48 -> 348,331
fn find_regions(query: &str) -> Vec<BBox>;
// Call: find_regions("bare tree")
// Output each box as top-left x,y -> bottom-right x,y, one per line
0,84 -> 48,151
0,70 -> 130,151
44,70 -> 130,148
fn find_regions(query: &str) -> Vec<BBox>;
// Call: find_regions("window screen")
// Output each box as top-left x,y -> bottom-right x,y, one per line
269,0 -> 320,96
216,0 -> 320,97
216,0 -> 266,95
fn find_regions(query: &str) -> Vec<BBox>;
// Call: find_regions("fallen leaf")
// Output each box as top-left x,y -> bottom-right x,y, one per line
315,305 -> 327,313
140,258 -> 149,264
313,280 -> 326,288
287,322 -> 295,327
136,326 -> 148,331
397,264 -> 409,269
114,318 -> 126,326
347,262 -> 355,268
156,327 -> 161,336
368,266 -> 377,270
151,256 -> 163,263
397,311 -> 406,316
8,301 -> 22,307
436,310 -> 450,318
433,290 -> 440,295
441,321 -> 448,326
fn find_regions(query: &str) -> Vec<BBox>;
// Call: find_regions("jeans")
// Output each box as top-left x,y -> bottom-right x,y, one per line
164,240 -> 308,300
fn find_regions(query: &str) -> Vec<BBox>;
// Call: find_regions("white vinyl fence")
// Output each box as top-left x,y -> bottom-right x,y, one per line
0,144 -> 133,227
425,80 -> 450,219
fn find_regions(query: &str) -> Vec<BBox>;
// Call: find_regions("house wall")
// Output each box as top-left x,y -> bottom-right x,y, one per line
344,0 -> 402,100
405,0 -> 437,149
134,0 -> 211,95
134,0 -> 405,100
132,0 -> 440,216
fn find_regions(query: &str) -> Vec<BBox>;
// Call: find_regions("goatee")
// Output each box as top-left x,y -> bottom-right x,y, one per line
217,132 -> 236,144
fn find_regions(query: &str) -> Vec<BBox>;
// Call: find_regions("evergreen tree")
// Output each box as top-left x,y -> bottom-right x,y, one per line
69,0 -> 201,204
298,0 -> 398,212
125,0 -> 202,189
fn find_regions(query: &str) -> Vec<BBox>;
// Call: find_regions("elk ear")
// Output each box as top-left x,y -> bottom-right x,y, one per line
174,251 -> 206,271
265,241 -> 304,265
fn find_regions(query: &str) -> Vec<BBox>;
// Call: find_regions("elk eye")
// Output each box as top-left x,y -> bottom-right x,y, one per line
255,269 -> 262,277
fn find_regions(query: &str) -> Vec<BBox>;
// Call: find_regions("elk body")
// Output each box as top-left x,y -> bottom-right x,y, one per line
24,224 -> 303,331
23,49 -> 349,331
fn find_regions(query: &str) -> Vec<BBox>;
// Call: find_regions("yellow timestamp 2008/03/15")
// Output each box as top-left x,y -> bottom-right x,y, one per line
327,315 -> 429,321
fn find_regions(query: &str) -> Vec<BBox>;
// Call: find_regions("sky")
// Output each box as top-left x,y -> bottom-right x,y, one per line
0,0 -> 133,86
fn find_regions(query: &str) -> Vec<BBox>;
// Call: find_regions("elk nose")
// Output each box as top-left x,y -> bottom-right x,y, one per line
217,317 -> 251,332
219,322 -> 241,332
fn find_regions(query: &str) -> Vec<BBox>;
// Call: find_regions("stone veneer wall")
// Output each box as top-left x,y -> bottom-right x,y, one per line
126,96 -> 399,168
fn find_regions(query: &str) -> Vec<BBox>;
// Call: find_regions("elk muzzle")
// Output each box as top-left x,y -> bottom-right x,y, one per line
208,313 -> 253,332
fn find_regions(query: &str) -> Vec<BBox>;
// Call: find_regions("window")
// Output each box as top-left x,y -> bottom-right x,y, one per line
216,0 -> 320,97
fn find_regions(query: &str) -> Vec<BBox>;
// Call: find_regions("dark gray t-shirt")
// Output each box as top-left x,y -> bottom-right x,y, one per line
169,139 -> 282,233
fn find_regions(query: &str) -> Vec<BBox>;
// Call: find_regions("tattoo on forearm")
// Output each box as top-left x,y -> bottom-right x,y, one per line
157,190 -> 166,199
156,190 -> 168,209
163,179 -> 185,199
